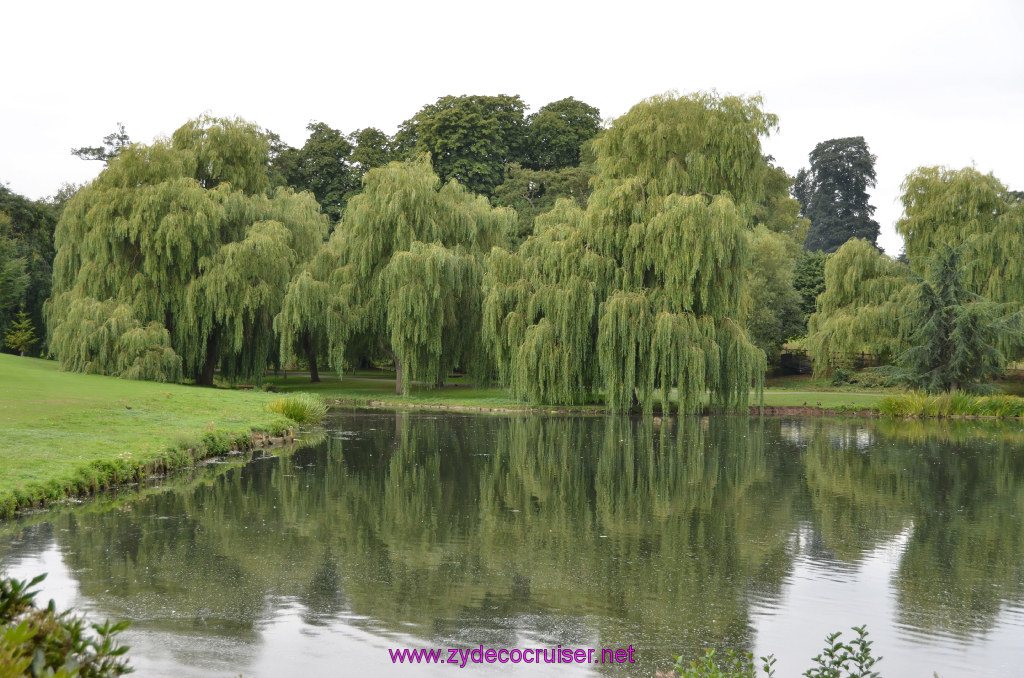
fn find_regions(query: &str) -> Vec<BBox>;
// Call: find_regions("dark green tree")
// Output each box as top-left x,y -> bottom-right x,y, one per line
47,116 -> 328,385
522,97 -> 602,171
395,94 -> 528,197
795,137 -> 880,253
348,127 -> 394,173
0,187 -> 56,346
491,163 -> 594,244
0,212 -> 29,343
71,122 -> 132,163
897,244 -> 1023,393
793,251 -> 829,322
273,122 -> 360,224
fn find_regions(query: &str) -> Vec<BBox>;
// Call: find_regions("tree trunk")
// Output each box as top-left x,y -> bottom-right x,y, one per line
198,334 -> 219,386
305,337 -> 320,383
379,340 -> 403,395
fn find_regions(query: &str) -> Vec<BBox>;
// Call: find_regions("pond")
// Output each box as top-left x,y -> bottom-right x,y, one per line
2,411 -> 1023,677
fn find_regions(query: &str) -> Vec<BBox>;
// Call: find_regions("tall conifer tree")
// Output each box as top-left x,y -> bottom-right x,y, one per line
796,137 -> 880,253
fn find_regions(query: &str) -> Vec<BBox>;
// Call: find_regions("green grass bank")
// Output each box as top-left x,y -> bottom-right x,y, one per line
0,355 -> 295,518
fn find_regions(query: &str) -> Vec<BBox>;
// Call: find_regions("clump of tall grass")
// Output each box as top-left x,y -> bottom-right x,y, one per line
267,393 -> 328,423
878,390 -> 1024,418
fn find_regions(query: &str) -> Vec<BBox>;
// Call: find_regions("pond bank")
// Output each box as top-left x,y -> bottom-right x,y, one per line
324,396 -> 879,418
0,355 -> 299,519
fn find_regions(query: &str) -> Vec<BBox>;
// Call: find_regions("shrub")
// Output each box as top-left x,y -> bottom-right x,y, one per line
267,393 -> 328,423
0,573 -> 132,676
672,626 -> 881,678
831,368 -> 852,387
673,648 -> 776,677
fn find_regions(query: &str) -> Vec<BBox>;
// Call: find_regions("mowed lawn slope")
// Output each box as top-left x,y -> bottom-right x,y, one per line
0,355 -> 292,516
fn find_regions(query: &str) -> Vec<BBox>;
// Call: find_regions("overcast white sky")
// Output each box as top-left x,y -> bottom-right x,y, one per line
3,0 -> 1022,255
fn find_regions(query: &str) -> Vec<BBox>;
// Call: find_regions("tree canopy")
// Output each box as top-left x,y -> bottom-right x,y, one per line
275,157 -> 515,395
805,238 -> 911,373
522,97 -> 602,171
796,136 -> 880,253
483,92 -> 775,413
47,116 -> 328,384
395,94 -> 529,197
271,123 -> 395,225
897,166 -> 1024,306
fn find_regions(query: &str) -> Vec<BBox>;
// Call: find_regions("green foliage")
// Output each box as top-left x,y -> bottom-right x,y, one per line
897,167 -> 1024,308
895,244 -> 1022,392
0,212 -> 30,341
395,94 -> 528,197
0,186 -> 57,350
46,116 -> 329,385
272,122 -> 359,223
348,127 -> 394,174
803,626 -> 881,678
830,367 -> 852,386
806,239 -> 912,374
793,251 -> 829,321
267,393 -> 328,423
522,97 -> 602,171
0,573 -> 132,676
491,163 -> 594,243
4,310 -> 38,356
745,226 -> 804,365
796,137 -> 880,253
484,92 -> 773,413
673,648 -> 776,678
672,627 -> 880,678
270,123 -> 394,226
276,157 -> 514,395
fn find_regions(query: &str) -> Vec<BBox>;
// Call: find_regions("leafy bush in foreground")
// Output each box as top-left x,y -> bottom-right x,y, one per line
0,573 -> 132,676
673,626 -> 881,678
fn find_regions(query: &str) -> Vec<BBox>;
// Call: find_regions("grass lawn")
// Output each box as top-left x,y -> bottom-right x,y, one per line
265,374 -> 553,411
0,355 -> 293,517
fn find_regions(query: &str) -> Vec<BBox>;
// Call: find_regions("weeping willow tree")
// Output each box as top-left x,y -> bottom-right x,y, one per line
805,238 -> 912,373
46,116 -> 328,384
483,92 -> 774,413
275,156 -> 514,395
807,167 -> 1024,374
898,167 -> 1024,304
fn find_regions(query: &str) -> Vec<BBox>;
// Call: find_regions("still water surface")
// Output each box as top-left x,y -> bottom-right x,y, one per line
2,412 -> 1023,677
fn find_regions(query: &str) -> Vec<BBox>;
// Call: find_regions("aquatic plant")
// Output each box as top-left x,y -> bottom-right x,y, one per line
267,393 -> 328,423
878,391 -> 1024,418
